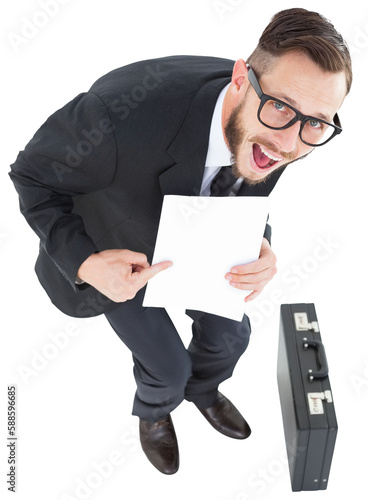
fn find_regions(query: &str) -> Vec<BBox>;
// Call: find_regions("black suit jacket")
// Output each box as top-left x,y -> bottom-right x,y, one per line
9,56 -> 285,318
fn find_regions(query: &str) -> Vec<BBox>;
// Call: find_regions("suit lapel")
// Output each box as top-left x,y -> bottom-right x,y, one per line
159,77 -> 231,196
158,71 -> 286,199
237,165 -> 287,197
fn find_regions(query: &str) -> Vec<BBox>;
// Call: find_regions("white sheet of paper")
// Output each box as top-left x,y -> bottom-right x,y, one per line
143,195 -> 269,321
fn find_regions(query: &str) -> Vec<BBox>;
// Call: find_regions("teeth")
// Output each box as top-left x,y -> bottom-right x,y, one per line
260,146 -> 282,162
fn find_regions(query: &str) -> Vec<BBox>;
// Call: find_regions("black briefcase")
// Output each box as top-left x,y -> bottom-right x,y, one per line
277,303 -> 338,491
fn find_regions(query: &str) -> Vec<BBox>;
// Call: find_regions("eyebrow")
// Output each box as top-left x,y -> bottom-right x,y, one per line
278,94 -> 331,122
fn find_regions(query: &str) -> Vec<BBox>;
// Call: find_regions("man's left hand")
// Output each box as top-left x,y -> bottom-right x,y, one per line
225,238 -> 277,302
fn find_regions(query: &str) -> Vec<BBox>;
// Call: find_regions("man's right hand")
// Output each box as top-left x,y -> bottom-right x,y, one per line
77,249 -> 173,302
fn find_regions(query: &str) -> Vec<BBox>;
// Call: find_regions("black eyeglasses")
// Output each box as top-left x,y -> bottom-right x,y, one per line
246,64 -> 342,147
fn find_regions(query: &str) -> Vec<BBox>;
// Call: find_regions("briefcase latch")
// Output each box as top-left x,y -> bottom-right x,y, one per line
307,391 -> 333,415
294,312 -> 319,332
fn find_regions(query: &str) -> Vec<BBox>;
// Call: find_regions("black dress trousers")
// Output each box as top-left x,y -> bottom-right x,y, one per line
105,287 -> 251,422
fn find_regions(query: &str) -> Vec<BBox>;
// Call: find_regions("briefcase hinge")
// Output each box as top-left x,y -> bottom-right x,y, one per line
294,312 -> 320,333
307,391 -> 333,415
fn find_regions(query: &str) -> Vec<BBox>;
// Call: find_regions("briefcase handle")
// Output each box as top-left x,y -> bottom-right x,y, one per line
303,340 -> 329,381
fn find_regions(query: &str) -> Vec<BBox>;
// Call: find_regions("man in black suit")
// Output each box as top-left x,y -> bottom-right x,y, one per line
10,8 -> 352,474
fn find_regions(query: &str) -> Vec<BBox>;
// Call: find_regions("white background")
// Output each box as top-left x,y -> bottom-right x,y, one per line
1,1 -> 367,499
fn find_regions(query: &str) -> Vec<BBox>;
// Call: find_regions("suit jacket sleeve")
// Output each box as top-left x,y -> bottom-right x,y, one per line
263,222 -> 272,245
9,91 -> 117,289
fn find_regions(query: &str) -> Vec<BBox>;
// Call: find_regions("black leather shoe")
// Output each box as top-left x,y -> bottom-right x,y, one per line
139,415 -> 179,474
195,392 -> 251,439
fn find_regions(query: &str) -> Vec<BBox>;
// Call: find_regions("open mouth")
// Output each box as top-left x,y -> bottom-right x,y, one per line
252,143 -> 283,170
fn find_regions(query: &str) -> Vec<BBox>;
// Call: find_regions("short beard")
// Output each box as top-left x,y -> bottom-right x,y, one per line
224,97 -> 250,179
224,93 -> 310,185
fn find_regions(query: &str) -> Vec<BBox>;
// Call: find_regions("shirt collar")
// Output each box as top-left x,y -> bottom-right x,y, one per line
204,83 -> 232,167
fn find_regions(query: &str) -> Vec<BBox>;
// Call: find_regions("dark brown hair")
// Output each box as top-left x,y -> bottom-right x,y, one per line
247,8 -> 352,94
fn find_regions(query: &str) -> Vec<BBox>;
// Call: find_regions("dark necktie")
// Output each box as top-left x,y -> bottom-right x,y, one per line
210,166 -> 238,197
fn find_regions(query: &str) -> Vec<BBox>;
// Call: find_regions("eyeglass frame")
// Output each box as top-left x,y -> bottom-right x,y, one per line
246,63 -> 342,147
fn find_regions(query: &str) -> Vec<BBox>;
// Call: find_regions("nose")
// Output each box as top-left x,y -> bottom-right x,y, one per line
273,121 -> 301,153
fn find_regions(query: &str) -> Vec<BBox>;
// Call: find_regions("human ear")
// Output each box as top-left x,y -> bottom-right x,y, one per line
231,59 -> 248,90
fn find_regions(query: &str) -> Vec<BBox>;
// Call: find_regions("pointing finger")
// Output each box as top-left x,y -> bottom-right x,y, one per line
134,260 -> 173,284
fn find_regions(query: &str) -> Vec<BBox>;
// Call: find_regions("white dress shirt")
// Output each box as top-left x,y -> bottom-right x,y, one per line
200,83 -> 242,196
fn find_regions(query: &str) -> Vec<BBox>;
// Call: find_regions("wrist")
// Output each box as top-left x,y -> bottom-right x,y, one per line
76,252 -> 99,284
